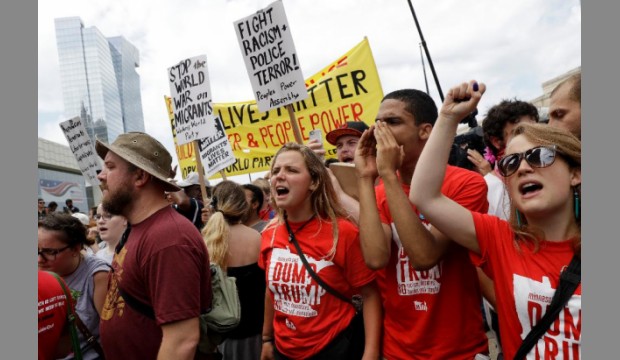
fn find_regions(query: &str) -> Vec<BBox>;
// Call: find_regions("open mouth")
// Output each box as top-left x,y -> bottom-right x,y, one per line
275,186 -> 289,196
341,157 -> 354,163
519,182 -> 543,196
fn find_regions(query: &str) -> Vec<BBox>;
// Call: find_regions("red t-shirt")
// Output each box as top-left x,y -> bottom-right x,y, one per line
376,166 -> 489,359
99,206 -> 212,360
259,217 -> 375,359
471,212 -> 582,359
38,270 -> 70,360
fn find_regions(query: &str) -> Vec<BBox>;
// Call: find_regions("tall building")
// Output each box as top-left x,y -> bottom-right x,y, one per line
54,17 -> 145,144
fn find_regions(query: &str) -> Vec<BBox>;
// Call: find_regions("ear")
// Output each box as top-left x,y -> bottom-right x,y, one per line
134,169 -> 151,188
309,180 -> 318,192
418,123 -> 433,141
570,168 -> 582,187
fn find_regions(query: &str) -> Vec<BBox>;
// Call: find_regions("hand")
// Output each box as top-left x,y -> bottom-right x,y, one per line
260,342 -> 275,360
353,126 -> 379,180
440,80 -> 486,124
306,138 -> 326,161
466,149 -> 492,176
374,121 -> 404,178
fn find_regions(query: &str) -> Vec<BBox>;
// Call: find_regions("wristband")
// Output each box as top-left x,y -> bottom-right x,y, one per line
262,338 -> 274,344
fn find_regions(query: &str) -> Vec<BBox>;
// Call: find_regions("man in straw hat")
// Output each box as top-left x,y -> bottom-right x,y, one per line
95,132 -> 212,360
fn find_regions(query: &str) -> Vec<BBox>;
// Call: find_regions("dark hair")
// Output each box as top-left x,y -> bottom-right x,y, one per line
242,183 -> 264,216
551,73 -> 581,104
47,201 -> 58,210
38,212 -> 88,248
482,99 -> 539,156
65,199 -> 73,205
383,89 -> 438,126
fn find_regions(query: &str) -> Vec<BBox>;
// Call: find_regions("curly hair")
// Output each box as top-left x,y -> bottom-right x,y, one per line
201,181 -> 249,269
382,89 -> 438,126
482,99 -> 539,157
38,212 -> 88,248
506,123 -> 581,255
266,143 -> 348,260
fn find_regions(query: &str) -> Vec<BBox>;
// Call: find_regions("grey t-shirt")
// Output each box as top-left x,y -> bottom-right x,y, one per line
63,255 -> 110,360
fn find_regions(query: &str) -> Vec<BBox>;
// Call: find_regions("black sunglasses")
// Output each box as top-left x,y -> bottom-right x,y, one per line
497,145 -> 558,177
38,245 -> 71,261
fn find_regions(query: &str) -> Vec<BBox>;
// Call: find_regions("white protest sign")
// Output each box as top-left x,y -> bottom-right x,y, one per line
234,0 -> 307,113
58,116 -> 101,186
168,55 -> 215,145
197,116 -> 237,177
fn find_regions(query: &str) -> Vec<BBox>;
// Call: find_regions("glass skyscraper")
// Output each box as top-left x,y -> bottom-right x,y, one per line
54,17 -> 144,144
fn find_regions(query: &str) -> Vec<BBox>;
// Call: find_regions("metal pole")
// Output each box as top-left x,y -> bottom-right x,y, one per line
406,0 -> 444,102
419,43 -> 430,95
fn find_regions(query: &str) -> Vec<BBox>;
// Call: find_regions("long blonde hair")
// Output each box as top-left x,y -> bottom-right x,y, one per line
266,143 -> 348,260
201,181 -> 249,269
506,123 -> 581,255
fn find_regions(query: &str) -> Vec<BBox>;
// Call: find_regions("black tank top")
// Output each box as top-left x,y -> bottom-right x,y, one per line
226,263 -> 266,338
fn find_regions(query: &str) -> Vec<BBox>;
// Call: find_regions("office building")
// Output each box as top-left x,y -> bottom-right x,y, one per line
54,17 -> 144,144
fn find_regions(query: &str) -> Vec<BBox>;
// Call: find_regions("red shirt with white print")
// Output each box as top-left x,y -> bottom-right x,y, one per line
376,165 -> 489,360
259,217 -> 375,359
470,212 -> 581,360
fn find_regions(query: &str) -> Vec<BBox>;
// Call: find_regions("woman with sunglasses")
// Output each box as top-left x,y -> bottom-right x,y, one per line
94,203 -> 128,265
409,80 -> 581,359
38,212 -> 111,360
260,143 -> 381,360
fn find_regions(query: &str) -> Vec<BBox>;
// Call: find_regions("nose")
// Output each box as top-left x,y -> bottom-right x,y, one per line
515,155 -> 533,175
97,168 -> 107,182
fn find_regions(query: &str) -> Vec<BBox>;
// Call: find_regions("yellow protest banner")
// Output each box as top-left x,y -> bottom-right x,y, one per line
167,37 -> 383,178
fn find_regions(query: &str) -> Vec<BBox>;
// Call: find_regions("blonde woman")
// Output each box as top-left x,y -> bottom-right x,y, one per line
202,181 -> 264,360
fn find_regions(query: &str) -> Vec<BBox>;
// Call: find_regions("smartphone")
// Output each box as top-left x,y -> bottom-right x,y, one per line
309,129 -> 323,143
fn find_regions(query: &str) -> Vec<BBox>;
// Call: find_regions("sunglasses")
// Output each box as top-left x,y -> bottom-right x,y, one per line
497,145 -> 558,177
38,245 -> 71,261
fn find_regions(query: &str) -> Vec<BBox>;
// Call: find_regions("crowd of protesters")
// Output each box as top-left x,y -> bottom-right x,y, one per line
38,73 -> 581,360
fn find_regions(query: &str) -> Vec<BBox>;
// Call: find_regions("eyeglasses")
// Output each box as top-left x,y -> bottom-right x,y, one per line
497,145 -> 558,177
94,213 -> 113,221
38,245 -> 71,261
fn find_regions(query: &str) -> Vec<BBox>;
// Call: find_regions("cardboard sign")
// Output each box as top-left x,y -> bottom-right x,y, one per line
58,116 -> 101,186
168,55 -> 216,145
234,0 -> 307,112
165,38 -> 384,177
197,116 -> 237,178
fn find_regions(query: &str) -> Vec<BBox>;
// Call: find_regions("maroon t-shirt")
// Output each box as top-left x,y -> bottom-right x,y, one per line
99,206 -> 211,360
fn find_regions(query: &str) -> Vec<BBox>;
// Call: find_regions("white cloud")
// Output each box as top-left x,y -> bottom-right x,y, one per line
38,0 -> 581,180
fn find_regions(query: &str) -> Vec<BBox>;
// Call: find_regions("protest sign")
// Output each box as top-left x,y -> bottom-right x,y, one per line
197,116 -> 237,178
168,55 -> 216,145
166,38 -> 383,178
165,97 -> 236,179
58,116 -> 101,186
234,0 -> 308,113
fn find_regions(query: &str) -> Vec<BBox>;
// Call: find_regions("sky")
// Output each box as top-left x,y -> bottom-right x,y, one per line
38,0 -> 581,183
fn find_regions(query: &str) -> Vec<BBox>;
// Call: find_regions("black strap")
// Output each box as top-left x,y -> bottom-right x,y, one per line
118,286 -> 156,320
513,254 -> 581,360
284,216 -> 353,305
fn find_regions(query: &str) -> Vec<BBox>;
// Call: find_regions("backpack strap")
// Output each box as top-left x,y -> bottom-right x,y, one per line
48,271 -> 83,360
513,254 -> 581,360
117,285 -> 156,320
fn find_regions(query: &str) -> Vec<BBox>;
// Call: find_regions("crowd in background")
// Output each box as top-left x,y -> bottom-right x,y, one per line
38,73 -> 581,360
